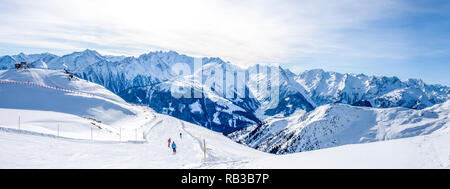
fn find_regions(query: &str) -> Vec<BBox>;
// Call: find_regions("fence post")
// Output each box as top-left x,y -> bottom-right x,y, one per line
203,139 -> 206,162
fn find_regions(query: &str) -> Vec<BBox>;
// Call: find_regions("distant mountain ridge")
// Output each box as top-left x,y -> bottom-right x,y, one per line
1,49 -> 448,134
296,69 -> 449,109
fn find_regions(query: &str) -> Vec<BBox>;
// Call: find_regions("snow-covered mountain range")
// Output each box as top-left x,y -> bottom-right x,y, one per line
0,50 -> 448,136
296,69 -> 449,109
0,68 -> 448,168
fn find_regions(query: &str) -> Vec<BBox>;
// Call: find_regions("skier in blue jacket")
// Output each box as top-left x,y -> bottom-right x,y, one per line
171,141 -> 176,154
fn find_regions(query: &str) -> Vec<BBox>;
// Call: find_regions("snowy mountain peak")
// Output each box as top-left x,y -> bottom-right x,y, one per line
0,56 -> 15,69
66,49 -> 103,60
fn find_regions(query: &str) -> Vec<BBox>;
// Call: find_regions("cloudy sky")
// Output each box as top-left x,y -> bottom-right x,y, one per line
0,0 -> 449,85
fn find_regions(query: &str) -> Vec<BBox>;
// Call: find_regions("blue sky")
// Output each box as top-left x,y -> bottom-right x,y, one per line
0,0 -> 449,85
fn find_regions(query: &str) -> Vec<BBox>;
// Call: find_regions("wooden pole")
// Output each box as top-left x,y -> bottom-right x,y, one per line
203,139 -> 206,162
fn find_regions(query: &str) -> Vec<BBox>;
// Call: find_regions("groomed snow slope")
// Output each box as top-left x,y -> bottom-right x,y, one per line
0,112 -> 269,168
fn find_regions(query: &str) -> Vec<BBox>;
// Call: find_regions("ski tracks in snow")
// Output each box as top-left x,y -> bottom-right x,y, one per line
142,119 -> 163,140
142,116 -> 227,166
179,121 -> 218,163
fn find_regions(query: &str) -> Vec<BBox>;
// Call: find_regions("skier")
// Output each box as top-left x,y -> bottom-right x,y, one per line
180,132 -> 182,139
171,141 -> 177,154
168,138 -> 171,148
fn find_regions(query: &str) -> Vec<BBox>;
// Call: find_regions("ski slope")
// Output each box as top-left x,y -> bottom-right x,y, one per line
1,113 -> 448,168
0,69 -> 137,125
0,69 -> 449,168
0,112 -> 268,168
0,69 -> 267,168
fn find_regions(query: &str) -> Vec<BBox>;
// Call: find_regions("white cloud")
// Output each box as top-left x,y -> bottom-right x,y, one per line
0,0 -> 410,67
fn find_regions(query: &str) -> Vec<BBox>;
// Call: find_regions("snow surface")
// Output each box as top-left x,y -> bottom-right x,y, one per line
0,112 -> 268,168
230,100 -> 450,154
1,110 -> 448,168
0,68 -> 449,168
0,69 -> 267,168
0,69 -> 136,125
233,128 -> 450,169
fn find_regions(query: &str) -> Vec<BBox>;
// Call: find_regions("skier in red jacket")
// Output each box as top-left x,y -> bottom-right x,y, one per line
168,138 -> 171,148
